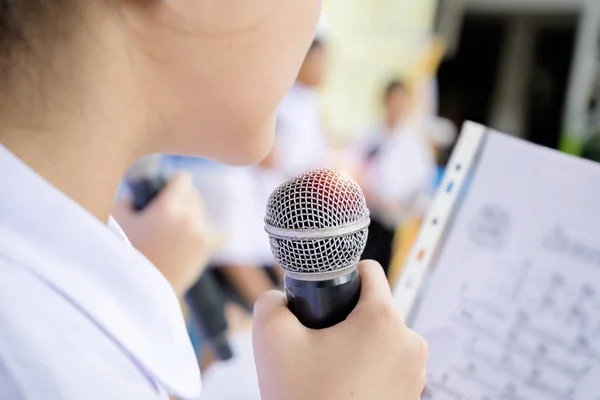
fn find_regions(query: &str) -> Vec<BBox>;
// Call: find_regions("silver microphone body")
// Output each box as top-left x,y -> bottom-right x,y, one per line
265,170 -> 370,329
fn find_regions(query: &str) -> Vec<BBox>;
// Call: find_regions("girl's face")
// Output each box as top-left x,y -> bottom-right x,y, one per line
129,0 -> 322,165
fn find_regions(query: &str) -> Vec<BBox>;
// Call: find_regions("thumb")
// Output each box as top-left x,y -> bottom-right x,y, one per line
253,290 -> 288,326
356,260 -> 393,305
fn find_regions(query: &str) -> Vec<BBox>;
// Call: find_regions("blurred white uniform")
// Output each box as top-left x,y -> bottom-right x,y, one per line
359,121 -> 436,228
210,167 -> 284,267
161,156 -> 283,268
276,83 -> 328,177
0,145 -> 202,400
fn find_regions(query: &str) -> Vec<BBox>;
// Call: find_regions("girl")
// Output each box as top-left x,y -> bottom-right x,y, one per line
0,1 -> 426,399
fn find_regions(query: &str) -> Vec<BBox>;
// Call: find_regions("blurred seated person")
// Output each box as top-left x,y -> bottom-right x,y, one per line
212,148 -> 286,309
276,38 -> 329,177
354,80 -> 436,275
159,155 -> 283,310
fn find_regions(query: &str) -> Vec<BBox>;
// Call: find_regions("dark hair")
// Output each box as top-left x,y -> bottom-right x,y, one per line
0,0 -> 73,86
383,80 -> 407,102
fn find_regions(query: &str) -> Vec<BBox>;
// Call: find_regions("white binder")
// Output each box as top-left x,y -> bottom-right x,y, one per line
394,121 -> 600,399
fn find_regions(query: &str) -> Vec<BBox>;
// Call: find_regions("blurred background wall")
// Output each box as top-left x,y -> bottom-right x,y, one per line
321,0 -> 600,154
311,0 -> 600,282
434,0 -> 599,153
321,0 -> 440,139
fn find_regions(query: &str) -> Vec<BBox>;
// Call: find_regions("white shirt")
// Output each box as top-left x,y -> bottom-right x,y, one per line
357,122 -> 436,227
209,167 -> 283,267
0,145 -> 202,399
160,157 -> 282,267
276,83 -> 328,177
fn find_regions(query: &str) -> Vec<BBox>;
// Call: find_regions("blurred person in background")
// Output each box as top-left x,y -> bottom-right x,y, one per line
209,147 -> 286,309
356,80 -> 437,275
0,1 -> 428,399
383,115 -> 456,285
276,38 -> 330,177
161,152 -> 284,310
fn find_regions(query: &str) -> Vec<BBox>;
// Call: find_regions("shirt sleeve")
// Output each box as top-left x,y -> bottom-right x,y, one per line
0,354 -> 24,400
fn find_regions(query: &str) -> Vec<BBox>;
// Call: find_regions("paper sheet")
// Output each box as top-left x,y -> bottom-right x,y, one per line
413,133 -> 600,400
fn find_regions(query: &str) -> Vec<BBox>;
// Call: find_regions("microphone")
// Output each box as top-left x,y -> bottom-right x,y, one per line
265,169 -> 371,329
125,155 -> 167,211
125,156 -> 233,361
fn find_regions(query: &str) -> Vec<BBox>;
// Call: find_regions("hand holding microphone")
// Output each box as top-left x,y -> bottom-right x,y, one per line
253,170 -> 428,399
113,171 -> 211,294
253,261 -> 427,400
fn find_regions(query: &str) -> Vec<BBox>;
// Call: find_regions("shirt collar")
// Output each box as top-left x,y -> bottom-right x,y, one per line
0,144 -> 202,399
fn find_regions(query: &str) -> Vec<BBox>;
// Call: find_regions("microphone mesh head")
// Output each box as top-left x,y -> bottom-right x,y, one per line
265,169 -> 369,274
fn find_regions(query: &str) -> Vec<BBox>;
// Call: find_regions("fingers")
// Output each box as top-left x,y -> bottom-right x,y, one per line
253,290 -> 288,325
421,384 -> 429,399
154,171 -> 194,207
356,260 -> 393,305
420,369 -> 428,394
253,290 -> 304,338
407,328 -> 429,367
415,370 -> 427,400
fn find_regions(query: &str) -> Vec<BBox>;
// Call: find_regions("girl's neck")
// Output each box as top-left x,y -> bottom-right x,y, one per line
0,15 -> 155,222
1,119 -> 141,222
0,66 -> 149,222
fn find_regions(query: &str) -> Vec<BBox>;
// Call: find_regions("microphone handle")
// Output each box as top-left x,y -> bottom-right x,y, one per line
285,268 -> 361,329
127,175 -> 233,361
128,177 -> 167,211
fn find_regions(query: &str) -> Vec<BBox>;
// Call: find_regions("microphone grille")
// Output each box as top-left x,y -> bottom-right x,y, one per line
265,170 -> 370,274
